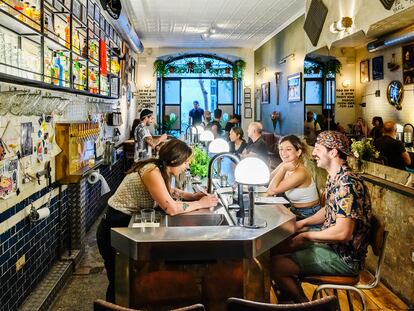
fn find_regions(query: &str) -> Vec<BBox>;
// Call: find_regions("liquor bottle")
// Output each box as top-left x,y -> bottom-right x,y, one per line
65,16 -> 70,49
55,52 -> 63,86
73,30 -> 80,54
81,38 -> 88,58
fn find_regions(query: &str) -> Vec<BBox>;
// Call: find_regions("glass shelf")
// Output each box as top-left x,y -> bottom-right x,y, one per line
0,8 -> 42,36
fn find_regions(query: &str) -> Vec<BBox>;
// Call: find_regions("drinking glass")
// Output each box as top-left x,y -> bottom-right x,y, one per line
140,208 -> 155,223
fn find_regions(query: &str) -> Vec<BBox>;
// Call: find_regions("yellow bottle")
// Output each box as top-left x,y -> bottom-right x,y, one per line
65,16 -> 70,49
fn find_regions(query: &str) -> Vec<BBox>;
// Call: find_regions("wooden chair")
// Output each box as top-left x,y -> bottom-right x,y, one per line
94,299 -> 204,311
302,215 -> 388,311
130,270 -> 202,310
226,296 -> 338,311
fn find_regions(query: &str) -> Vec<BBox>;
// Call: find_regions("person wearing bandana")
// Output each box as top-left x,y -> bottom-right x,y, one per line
270,131 -> 372,303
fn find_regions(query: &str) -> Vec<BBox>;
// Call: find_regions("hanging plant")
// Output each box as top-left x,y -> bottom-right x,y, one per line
232,59 -> 246,79
187,61 -> 195,70
153,59 -> 167,77
323,59 -> 342,77
168,66 -> 175,73
224,67 -> 231,74
204,61 -> 212,70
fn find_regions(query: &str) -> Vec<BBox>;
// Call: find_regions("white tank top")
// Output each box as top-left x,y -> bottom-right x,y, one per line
285,180 -> 319,204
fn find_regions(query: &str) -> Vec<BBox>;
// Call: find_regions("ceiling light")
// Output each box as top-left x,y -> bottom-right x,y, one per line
330,17 -> 353,34
210,27 -> 216,34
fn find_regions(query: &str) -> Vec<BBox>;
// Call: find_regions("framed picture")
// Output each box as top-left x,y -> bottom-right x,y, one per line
360,59 -> 370,83
244,107 -> 252,119
87,0 -> 94,18
260,82 -> 270,104
287,72 -> 302,102
94,3 -> 100,22
372,56 -> 383,80
402,43 -> 414,85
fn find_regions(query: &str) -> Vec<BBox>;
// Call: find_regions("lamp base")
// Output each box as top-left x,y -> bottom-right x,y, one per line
239,217 -> 267,229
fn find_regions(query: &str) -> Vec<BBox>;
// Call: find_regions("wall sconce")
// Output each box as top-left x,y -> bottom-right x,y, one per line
143,80 -> 151,88
330,17 -> 353,34
279,53 -> 295,65
342,79 -> 351,88
244,80 -> 252,87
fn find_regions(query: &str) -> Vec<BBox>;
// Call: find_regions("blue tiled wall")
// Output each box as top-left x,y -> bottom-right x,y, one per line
0,186 -> 69,311
0,156 -> 126,311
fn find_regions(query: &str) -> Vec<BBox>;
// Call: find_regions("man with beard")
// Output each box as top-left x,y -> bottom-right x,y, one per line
270,131 -> 371,303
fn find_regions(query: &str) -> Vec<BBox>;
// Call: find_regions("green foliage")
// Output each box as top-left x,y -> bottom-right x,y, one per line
351,138 -> 379,161
233,59 -> 246,79
304,59 -> 342,77
153,59 -> 167,77
189,145 -> 210,177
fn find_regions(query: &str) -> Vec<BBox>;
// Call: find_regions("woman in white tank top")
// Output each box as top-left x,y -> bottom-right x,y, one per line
266,135 -> 320,219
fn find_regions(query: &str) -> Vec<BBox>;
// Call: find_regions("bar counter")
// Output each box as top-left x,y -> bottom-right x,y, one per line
111,202 -> 296,309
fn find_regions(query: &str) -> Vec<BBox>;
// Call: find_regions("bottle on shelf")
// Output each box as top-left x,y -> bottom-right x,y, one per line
13,0 -> 24,21
65,16 -> 70,49
44,55 -> 52,83
54,52 -> 63,86
73,30 -> 80,54
81,38 -> 88,58
23,1 -> 31,23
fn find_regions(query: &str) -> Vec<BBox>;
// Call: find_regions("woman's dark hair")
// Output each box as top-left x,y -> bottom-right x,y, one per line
279,135 -> 307,158
127,139 -> 192,193
372,116 -> 384,127
230,126 -> 244,140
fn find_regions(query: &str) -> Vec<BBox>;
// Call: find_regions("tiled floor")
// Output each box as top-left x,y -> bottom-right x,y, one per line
48,217 -> 107,311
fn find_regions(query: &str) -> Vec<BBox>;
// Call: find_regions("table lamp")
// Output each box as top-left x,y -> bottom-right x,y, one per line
235,157 -> 270,228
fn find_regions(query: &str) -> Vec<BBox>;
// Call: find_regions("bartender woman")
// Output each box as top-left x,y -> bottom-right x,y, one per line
97,139 -> 218,302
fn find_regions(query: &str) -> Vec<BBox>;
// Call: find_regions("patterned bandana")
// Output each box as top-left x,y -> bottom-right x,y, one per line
316,131 -> 351,155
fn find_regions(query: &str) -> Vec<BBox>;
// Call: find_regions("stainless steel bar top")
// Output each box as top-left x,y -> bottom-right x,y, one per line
111,204 -> 296,261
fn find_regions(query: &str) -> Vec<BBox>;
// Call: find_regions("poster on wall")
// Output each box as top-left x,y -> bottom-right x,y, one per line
372,56 -> 384,80
287,72 -> 302,102
261,82 -> 270,104
360,60 -> 370,83
0,157 -> 19,199
402,43 -> 414,85
21,122 -> 33,157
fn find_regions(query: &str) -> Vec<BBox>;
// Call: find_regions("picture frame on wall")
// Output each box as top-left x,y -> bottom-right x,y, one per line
372,56 -> 384,80
360,59 -> 370,83
260,82 -> 270,104
94,3 -> 100,22
402,43 -> 414,85
244,107 -> 252,119
87,0 -> 94,18
287,72 -> 302,102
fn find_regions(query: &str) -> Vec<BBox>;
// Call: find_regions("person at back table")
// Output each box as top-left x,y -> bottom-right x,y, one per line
303,111 -> 321,146
374,120 -> 411,170
207,108 -> 223,137
266,135 -> 320,219
242,122 -> 268,163
369,116 -> 384,140
229,126 -> 247,156
270,131 -> 371,303
134,109 -> 167,162
188,100 -> 204,126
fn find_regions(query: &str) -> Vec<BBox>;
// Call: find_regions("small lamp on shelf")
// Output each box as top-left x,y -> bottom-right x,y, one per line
235,157 -> 270,228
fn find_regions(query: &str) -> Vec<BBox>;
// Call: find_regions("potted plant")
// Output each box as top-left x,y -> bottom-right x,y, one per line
153,59 -> 167,77
232,59 -> 246,79
224,67 -> 231,74
168,66 -> 175,74
189,145 -> 209,178
323,59 -> 342,76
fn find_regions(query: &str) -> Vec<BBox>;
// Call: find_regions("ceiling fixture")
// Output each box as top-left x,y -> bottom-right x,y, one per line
330,17 -> 353,34
99,0 -> 122,19
201,27 -> 217,40
279,53 -> 295,65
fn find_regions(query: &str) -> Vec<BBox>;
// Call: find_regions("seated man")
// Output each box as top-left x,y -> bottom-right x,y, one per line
270,131 -> 371,303
374,120 -> 411,170
242,122 -> 268,163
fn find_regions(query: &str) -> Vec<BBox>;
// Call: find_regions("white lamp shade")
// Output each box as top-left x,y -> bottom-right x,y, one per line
235,157 -> 270,185
199,130 -> 214,142
196,125 -> 204,134
208,138 -> 230,153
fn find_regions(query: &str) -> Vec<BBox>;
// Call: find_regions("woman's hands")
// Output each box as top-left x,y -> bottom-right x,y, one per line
199,194 -> 219,208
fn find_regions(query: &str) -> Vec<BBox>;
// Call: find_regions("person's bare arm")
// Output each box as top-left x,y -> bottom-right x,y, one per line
402,151 -> 411,166
296,206 -> 326,230
144,134 -> 168,149
266,164 -> 307,196
142,168 -> 218,215
300,216 -> 355,242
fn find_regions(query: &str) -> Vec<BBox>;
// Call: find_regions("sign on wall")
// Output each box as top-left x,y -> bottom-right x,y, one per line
136,89 -> 156,109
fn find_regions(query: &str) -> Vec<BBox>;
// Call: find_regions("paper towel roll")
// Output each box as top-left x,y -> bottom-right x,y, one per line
88,171 -> 111,196
34,207 -> 50,221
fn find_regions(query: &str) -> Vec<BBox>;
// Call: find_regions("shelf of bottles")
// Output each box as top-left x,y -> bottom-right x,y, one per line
0,0 -> 121,98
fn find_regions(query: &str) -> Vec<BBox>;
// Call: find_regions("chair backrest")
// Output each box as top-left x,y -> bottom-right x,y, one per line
93,299 -> 140,311
170,304 -> 205,311
226,296 -> 338,311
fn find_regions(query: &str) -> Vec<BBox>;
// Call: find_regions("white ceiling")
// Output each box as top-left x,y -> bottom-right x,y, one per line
123,0 -> 305,49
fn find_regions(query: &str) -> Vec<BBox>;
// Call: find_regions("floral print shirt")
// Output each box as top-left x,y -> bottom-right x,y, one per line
322,165 -> 371,271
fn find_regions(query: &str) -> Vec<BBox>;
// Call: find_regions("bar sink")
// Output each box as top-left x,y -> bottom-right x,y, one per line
162,214 -> 229,227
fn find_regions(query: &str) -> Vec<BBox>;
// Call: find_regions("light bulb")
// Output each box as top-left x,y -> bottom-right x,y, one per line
208,138 -> 229,154
235,158 -> 269,185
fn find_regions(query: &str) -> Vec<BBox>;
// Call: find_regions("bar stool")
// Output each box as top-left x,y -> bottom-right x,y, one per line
130,270 -> 202,310
94,299 -> 205,311
226,295 -> 338,311
302,215 -> 388,311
